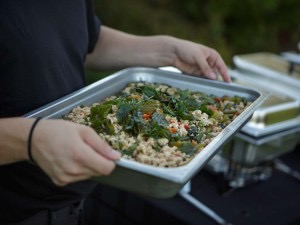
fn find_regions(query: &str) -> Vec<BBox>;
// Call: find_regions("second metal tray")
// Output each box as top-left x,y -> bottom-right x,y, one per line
233,52 -> 300,99
230,69 -> 300,137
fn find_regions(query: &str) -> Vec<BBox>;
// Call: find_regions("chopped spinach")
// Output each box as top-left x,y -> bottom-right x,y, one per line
90,103 -> 112,131
151,112 -> 169,127
178,142 -> 198,156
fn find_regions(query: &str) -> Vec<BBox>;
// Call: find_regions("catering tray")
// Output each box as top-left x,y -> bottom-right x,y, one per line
230,69 -> 300,137
25,67 -> 267,198
223,126 -> 300,166
206,126 -> 300,173
233,52 -> 300,99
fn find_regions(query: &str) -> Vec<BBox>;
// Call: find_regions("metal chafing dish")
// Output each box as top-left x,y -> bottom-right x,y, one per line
231,69 -> 300,137
233,52 -> 300,94
25,67 -> 266,198
206,53 -> 300,189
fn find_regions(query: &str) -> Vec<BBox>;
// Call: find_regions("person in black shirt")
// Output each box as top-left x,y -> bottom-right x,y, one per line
0,1 -> 230,224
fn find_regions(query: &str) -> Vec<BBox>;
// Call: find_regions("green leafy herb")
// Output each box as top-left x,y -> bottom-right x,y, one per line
176,101 -> 193,120
142,85 -> 158,98
199,104 -> 213,117
137,100 -> 160,114
116,102 -> 133,124
151,112 -> 169,127
143,123 -> 171,139
178,142 -> 198,156
90,104 -> 112,131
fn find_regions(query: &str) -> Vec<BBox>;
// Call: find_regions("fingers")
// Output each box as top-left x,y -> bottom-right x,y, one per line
81,145 -> 117,176
174,40 -> 230,82
50,141 -> 118,186
195,55 -> 217,80
35,121 -> 121,186
194,47 -> 230,82
211,53 -> 231,82
81,126 -> 121,160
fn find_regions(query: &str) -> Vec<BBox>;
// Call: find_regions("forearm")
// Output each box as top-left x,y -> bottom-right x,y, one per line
0,117 -> 120,185
85,26 -> 177,71
85,25 -> 230,82
0,118 -> 33,165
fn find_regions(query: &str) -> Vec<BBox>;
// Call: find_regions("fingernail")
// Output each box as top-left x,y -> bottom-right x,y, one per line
208,72 -> 217,79
110,149 -> 122,159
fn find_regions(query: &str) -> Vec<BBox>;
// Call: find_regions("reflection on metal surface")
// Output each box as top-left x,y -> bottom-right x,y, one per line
234,52 -> 300,80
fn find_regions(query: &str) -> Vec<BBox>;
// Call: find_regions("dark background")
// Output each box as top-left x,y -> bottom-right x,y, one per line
87,0 -> 299,81
86,0 -> 299,82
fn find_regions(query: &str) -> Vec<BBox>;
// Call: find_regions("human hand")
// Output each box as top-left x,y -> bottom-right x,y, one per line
31,119 -> 121,186
84,26 -> 230,82
171,38 -> 231,82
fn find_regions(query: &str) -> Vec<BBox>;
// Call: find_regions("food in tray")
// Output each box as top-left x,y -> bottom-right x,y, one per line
64,82 -> 251,168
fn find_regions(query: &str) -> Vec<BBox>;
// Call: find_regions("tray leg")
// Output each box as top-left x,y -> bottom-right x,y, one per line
274,159 -> 300,181
179,182 -> 234,225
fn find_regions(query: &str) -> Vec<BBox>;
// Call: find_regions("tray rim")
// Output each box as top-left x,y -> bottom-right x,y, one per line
233,53 -> 300,95
24,67 -> 268,184
229,69 -> 300,137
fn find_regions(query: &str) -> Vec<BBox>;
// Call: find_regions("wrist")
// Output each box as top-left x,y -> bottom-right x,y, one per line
0,118 -> 35,165
27,117 -> 42,162
141,35 -> 178,68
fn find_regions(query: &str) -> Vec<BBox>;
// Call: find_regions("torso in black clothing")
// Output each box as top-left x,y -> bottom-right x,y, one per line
0,0 -> 99,117
0,0 -> 100,222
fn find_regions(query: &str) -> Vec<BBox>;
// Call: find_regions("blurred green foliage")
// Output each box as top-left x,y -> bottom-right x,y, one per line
86,0 -> 299,83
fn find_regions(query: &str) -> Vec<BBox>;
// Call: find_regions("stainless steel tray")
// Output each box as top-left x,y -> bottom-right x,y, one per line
233,52 -> 300,99
230,69 -> 300,137
206,126 -> 300,174
225,126 -> 300,166
25,67 -> 267,198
